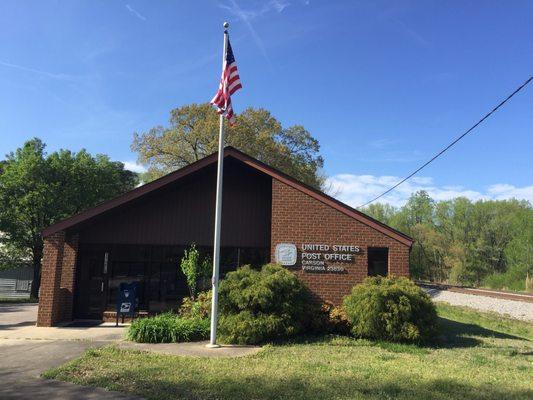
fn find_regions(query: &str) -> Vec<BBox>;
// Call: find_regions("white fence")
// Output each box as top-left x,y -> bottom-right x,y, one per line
0,278 -> 32,298
0,265 -> 33,299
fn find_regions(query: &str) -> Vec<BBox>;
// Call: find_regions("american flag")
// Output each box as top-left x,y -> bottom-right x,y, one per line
210,37 -> 242,125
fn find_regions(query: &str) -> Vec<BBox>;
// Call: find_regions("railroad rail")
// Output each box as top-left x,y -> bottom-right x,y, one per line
416,281 -> 533,304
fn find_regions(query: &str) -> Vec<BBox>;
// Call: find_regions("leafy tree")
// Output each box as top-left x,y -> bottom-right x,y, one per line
389,191 -> 437,281
0,239 -> 29,271
366,193 -> 532,290
180,244 -> 211,300
363,203 -> 397,225
0,138 -> 138,297
131,103 -> 325,189
401,190 -> 435,226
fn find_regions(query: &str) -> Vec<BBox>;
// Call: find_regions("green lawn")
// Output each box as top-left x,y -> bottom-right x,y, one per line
44,304 -> 533,400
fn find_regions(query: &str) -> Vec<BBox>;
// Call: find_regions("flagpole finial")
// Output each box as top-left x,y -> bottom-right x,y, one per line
223,21 -> 229,29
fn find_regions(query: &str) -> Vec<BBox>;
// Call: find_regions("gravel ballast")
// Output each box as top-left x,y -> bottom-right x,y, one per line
428,289 -> 533,322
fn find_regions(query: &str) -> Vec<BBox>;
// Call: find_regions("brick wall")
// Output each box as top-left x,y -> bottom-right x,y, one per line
271,179 -> 410,305
59,233 -> 79,322
37,232 -> 64,326
37,231 -> 79,326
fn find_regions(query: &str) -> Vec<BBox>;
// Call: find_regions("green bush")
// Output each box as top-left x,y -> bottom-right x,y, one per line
179,290 -> 212,319
316,302 -> 351,335
343,276 -> 438,343
482,262 -> 532,293
127,313 -> 209,343
218,263 -> 314,344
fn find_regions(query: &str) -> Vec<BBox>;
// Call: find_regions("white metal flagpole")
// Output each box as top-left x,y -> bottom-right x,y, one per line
207,22 -> 229,348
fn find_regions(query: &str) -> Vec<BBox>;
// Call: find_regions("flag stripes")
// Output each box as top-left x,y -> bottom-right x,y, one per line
210,38 -> 242,125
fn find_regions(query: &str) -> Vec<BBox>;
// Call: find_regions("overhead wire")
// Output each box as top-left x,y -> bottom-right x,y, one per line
357,76 -> 533,209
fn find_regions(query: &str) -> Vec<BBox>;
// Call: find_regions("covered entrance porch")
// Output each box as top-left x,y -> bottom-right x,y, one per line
74,243 -> 269,320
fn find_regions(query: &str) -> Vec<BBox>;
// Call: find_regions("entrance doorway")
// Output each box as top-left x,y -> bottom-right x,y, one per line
367,247 -> 389,277
74,246 -> 108,319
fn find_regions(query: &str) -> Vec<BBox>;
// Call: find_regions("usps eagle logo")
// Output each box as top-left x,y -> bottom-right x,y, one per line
275,243 -> 297,266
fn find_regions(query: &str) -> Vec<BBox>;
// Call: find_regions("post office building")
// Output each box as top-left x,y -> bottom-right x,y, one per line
37,147 -> 413,326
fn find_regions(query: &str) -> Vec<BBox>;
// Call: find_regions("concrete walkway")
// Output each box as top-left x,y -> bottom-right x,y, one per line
0,338 -> 140,399
0,303 -> 127,341
0,303 -> 138,399
119,340 -> 262,358
0,303 -> 38,330
0,322 -> 127,341
0,303 -> 261,399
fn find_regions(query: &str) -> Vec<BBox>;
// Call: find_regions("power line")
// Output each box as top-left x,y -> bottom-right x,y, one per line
357,75 -> 533,209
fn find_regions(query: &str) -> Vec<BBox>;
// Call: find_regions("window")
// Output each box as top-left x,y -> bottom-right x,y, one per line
367,247 -> 389,277
101,244 -> 269,313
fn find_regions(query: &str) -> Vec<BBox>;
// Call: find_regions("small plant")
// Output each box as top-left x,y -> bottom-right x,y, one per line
343,276 -> 438,343
127,313 -> 209,343
180,244 -> 211,299
179,290 -> 212,319
218,263 -> 316,344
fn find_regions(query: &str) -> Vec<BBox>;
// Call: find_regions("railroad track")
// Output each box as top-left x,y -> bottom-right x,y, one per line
416,281 -> 533,304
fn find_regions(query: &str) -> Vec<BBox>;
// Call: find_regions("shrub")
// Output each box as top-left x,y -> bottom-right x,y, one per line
127,313 -> 209,343
179,290 -> 212,319
482,262 -> 532,293
343,276 -> 438,343
307,302 -> 351,335
218,263 -> 315,344
318,302 -> 351,335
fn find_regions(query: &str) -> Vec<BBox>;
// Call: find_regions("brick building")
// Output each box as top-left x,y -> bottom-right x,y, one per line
37,147 -> 412,326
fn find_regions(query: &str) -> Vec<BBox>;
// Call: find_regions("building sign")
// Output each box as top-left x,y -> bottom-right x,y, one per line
275,243 -> 361,273
275,243 -> 297,266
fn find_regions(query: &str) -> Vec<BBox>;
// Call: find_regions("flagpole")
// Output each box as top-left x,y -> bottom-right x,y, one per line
207,21 -> 229,348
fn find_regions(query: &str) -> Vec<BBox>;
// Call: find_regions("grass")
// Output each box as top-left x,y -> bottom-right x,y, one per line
44,304 -> 533,400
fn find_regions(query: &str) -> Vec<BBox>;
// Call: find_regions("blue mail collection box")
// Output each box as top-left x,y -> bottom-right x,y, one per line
116,282 -> 139,325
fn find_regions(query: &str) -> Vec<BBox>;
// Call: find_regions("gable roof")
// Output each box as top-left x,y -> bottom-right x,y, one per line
42,147 -> 413,246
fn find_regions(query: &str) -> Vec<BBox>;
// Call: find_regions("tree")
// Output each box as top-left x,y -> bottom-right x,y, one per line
132,103 -> 325,189
362,203 -> 398,225
180,244 -> 211,300
366,193 -> 533,290
0,138 -> 138,297
0,239 -> 29,271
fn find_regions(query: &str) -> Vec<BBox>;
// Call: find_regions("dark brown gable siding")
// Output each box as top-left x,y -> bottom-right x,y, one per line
77,159 -> 272,248
44,147 -> 412,246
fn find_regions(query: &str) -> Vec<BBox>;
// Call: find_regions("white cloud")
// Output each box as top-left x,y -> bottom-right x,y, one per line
270,0 -> 291,12
358,138 -> 424,163
220,0 -> 290,20
125,4 -> 147,21
122,161 -> 147,174
326,174 -> 533,208
368,138 -> 398,148
219,0 -> 290,61
487,184 -> 533,201
0,60 -> 82,82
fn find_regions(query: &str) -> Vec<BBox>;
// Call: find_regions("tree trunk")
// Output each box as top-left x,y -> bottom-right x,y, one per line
30,246 -> 43,299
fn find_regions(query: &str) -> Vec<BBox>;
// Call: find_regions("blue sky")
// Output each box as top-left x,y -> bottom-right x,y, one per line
1,1 -> 532,207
